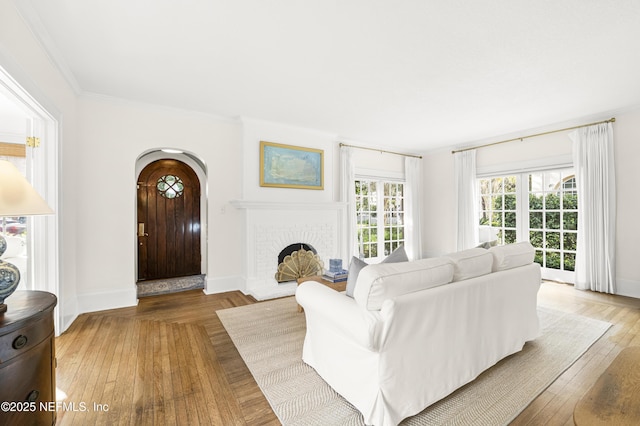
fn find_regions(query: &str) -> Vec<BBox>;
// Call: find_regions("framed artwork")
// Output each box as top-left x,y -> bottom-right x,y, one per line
260,141 -> 324,190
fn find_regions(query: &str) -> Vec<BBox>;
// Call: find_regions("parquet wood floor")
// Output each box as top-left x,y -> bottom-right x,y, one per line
54,282 -> 640,425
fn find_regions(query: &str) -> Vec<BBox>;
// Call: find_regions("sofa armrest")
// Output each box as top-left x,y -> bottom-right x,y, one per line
296,281 -> 382,351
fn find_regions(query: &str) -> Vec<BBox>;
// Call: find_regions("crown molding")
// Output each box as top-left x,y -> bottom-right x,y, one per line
14,0 -> 83,95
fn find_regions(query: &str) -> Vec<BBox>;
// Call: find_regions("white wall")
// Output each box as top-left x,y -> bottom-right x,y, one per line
240,117 -> 339,202
1,0 -> 80,330
422,109 -> 640,298
75,96 -> 244,310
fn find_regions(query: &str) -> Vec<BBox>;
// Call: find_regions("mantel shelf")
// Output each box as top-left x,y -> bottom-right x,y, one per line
230,200 -> 347,210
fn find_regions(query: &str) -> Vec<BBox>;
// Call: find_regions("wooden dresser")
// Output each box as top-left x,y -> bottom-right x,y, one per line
0,291 -> 57,426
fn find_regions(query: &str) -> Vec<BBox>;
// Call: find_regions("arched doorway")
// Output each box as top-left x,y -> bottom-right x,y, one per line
137,159 -> 202,285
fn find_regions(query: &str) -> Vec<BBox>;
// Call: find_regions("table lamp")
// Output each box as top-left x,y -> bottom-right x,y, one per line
0,159 -> 53,314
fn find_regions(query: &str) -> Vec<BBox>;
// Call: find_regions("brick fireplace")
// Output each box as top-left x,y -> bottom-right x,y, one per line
231,200 -> 346,300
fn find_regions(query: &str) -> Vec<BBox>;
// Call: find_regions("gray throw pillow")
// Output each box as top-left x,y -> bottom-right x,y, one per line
346,256 -> 367,298
382,245 -> 408,263
345,246 -> 408,298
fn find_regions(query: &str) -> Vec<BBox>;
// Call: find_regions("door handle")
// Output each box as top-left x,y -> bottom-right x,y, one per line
138,223 -> 149,237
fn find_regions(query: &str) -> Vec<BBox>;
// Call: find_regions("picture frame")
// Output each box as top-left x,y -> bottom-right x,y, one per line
260,141 -> 324,190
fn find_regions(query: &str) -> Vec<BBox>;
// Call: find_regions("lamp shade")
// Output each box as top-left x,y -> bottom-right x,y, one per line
0,160 -> 53,216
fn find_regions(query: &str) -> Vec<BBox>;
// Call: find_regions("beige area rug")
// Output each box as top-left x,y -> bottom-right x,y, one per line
217,297 -> 611,426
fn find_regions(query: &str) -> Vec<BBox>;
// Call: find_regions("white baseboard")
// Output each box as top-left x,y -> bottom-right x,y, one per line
246,278 -> 297,301
59,296 -> 79,335
207,276 -> 298,300
615,278 -> 640,299
76,288 -> 138,314
204,275 -> 245,295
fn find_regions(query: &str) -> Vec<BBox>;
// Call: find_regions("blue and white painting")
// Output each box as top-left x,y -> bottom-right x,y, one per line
261,142 -> 323,189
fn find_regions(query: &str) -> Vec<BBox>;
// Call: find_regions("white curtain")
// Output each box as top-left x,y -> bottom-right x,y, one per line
454,150 -> 478,251
404,156 -> 423,260
340,145 -> 358,259
570,123 -> 616,293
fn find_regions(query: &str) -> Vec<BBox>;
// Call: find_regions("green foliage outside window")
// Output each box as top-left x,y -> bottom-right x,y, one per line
484,173 -> 578,272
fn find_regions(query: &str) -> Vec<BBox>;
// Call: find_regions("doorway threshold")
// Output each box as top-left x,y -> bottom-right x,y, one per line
137,274 -> 205,298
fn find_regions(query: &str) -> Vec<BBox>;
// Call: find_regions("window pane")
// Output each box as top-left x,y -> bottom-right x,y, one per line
479,211 -> 490,226
491,212 -> 502,227
492,195 -> 503,209
546,251 -> 561,269
545,212 -> 561,230
529,173 -> 543,192
504,177 -> 516,192
563,212 -> 577,230
530,212 -> 543,229
546,172 -> 561,191
545,193 -> 560,209
505,211 -> 516,227
530,231 -> 543,248
564,232 -> 577,251
563,192 -> 578,209
504,229 -> 517,244
564,253 -> 576,271
546,232 -> 560,249
491,178 -> 503,192
530,193 -> 544,210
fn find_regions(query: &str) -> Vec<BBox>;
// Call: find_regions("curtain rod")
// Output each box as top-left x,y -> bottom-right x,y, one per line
339,142 -> 423,159
451,117 -> 616,154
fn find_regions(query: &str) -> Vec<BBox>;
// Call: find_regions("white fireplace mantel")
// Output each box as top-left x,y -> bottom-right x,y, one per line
231,199 -> 347,300
230,200 -> 347,211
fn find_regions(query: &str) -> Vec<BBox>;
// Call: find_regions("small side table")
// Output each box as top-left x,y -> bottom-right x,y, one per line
296,276 -> 347,313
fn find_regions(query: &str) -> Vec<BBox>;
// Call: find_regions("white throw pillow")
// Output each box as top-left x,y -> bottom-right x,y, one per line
353,257 -> 454,311
443,248 -> 493,281
489,242 -> 535,271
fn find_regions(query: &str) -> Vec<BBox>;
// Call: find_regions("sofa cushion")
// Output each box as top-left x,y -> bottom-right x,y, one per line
353,257 -> 454,311
345,246 -> 409,298
489,241 -> 535,271
443,248 -> 493,281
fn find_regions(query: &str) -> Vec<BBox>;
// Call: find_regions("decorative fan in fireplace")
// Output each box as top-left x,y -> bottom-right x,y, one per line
275,248 -> 323,282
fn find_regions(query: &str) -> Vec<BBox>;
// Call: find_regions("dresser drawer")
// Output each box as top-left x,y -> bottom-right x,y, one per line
0,313 -> 53,365
0,337 -> 55,425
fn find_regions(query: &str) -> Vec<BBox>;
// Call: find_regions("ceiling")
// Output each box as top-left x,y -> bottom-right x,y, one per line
17,0 -> 640,152
0,93 -> 29,137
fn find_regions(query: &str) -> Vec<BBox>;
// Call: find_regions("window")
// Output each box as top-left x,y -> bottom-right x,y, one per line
355,179 -> 405,261
157,175 -> 184,198
477,168 -> 577,282
528,170 -> 577,277
479,176 -> 517,245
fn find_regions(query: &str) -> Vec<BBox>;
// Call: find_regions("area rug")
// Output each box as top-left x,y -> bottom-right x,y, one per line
217,297 -> 611,426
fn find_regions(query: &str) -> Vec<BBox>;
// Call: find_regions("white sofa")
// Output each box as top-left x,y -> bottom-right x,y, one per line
296,242 -> 541,426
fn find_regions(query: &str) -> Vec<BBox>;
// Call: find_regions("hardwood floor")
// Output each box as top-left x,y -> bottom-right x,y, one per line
54,282 -> 640,425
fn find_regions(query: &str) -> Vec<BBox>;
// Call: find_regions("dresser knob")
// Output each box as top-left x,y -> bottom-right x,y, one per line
26,390 -> 39,403
12,334 -> 28,349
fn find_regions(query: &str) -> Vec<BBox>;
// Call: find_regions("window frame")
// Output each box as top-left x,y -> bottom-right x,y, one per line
477,166 -> 577,283
354,173 -> 406,263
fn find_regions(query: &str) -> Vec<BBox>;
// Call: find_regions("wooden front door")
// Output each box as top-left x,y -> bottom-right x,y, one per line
137,159 -> 201,281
